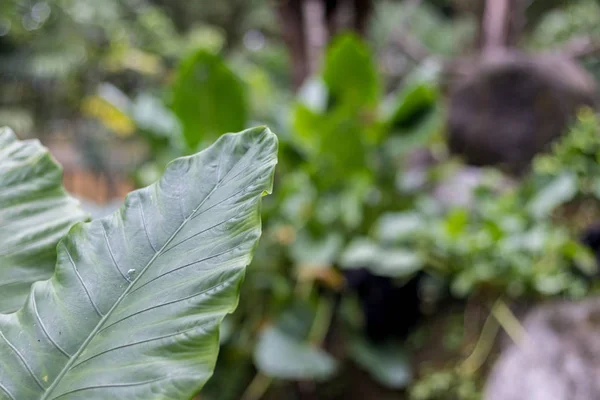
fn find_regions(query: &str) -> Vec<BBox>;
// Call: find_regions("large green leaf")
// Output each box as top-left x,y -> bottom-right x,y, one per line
171,50 -> 248,151
0,127 -> 88,314
0,127 -> 277,399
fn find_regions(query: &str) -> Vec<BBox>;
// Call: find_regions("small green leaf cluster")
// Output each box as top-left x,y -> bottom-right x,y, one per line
409,368 -> 482,400
343,110 -> 600,299
533,108 -> 600,198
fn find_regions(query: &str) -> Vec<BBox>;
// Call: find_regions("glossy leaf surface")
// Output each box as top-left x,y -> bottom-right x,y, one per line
0,127 -> 277,399
0,127 -> 88,314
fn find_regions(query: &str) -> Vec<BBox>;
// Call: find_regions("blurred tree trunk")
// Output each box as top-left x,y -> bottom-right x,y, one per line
276,0 -> 310,89
478,0 -> 526,53
276,0 -> 373,90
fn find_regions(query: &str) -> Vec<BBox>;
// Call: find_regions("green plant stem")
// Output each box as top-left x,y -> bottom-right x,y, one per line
294,279 -> 314,300
241,373 -> 273,400
459,298 -> 528,376
459,300 -> 500,375
308,296 -> 334,345
491,299 -> 527,346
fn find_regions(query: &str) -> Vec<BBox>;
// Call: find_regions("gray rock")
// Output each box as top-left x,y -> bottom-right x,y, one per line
485,297 -> 600,400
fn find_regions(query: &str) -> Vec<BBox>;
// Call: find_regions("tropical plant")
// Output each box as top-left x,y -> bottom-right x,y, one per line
171,50 -> 248,151
0,126 -> 278,399
0,127 -> 88,314
201,33 -> 445,399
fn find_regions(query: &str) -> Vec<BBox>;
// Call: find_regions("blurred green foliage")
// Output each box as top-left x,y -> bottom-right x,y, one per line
348,111 -> 600,300
2,1 -> 600,399
171,50 -> 247,150
409,368 -> 482,400
202,32 -> 445,399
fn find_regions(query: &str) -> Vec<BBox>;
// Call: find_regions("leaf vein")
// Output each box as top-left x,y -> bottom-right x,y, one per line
0,383 -> 15,400
0,330 -> 45,390
129,246 -> 240,296
101,223 -> 130,282
189,183 -> 258,222
31,293 -> 71,358
68,324 -> 208,371
139,202 -> 158,252
65,247 -> 104,318
162,212 -> 240,255
51,378 -> 165,399
98,273 -> 238,335
41,133 -> 271,398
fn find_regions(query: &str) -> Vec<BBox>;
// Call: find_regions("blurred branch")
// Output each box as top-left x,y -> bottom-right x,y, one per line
389,0 -> 432,63
557,37 -> 600,59
460,300 -> 500,375
393,32 -> 431,63
479,0 -> 527,53
491,299 -> 528,347
276,0 -> 309,89
482,0 -> 511,53
303,0 -> 328,76
241,373 -> 273,400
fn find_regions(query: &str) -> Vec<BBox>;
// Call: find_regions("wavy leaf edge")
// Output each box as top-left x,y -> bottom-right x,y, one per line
0,126 -> 89,314
0,126 -> 278,400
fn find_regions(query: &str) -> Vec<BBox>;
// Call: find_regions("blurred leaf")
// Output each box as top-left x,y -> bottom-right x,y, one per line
185,25 -> 226,54
563,240 -> 598,275
292,104 -> 322,154
297,266 -> 344,290
376,249 -> 423,277
339,238 -> 380,269
323,34 -> 380,107
220,317 -> 234,345
293,103 -> 369,180
375,212 -> 423,243
81,95 -> 136,137
340,175 -> 373,229
105,47 -> 163,75
450,270 -> 477,298
370,1 -> 475,58
254,326 -> 338,381
349,335 -> 412,389
275,301 -> 316,340
290,231 -> 344,266
385,82 -> 438,130
172,50 -> 247,150
131,93 -> 181,140
444,208 -> 470,237
25,43 -> 87,79
297,77 -> 328,113
0,127 -> 88,313
0,108 -> 34,136
528,173 -> 578,218
340,238 -> 423,278
135,161 -> 164,188
409,367 -> 481,400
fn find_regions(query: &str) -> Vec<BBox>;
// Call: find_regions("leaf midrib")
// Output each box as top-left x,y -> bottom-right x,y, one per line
41,200 -> 209,398
40,137 -> 259,399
